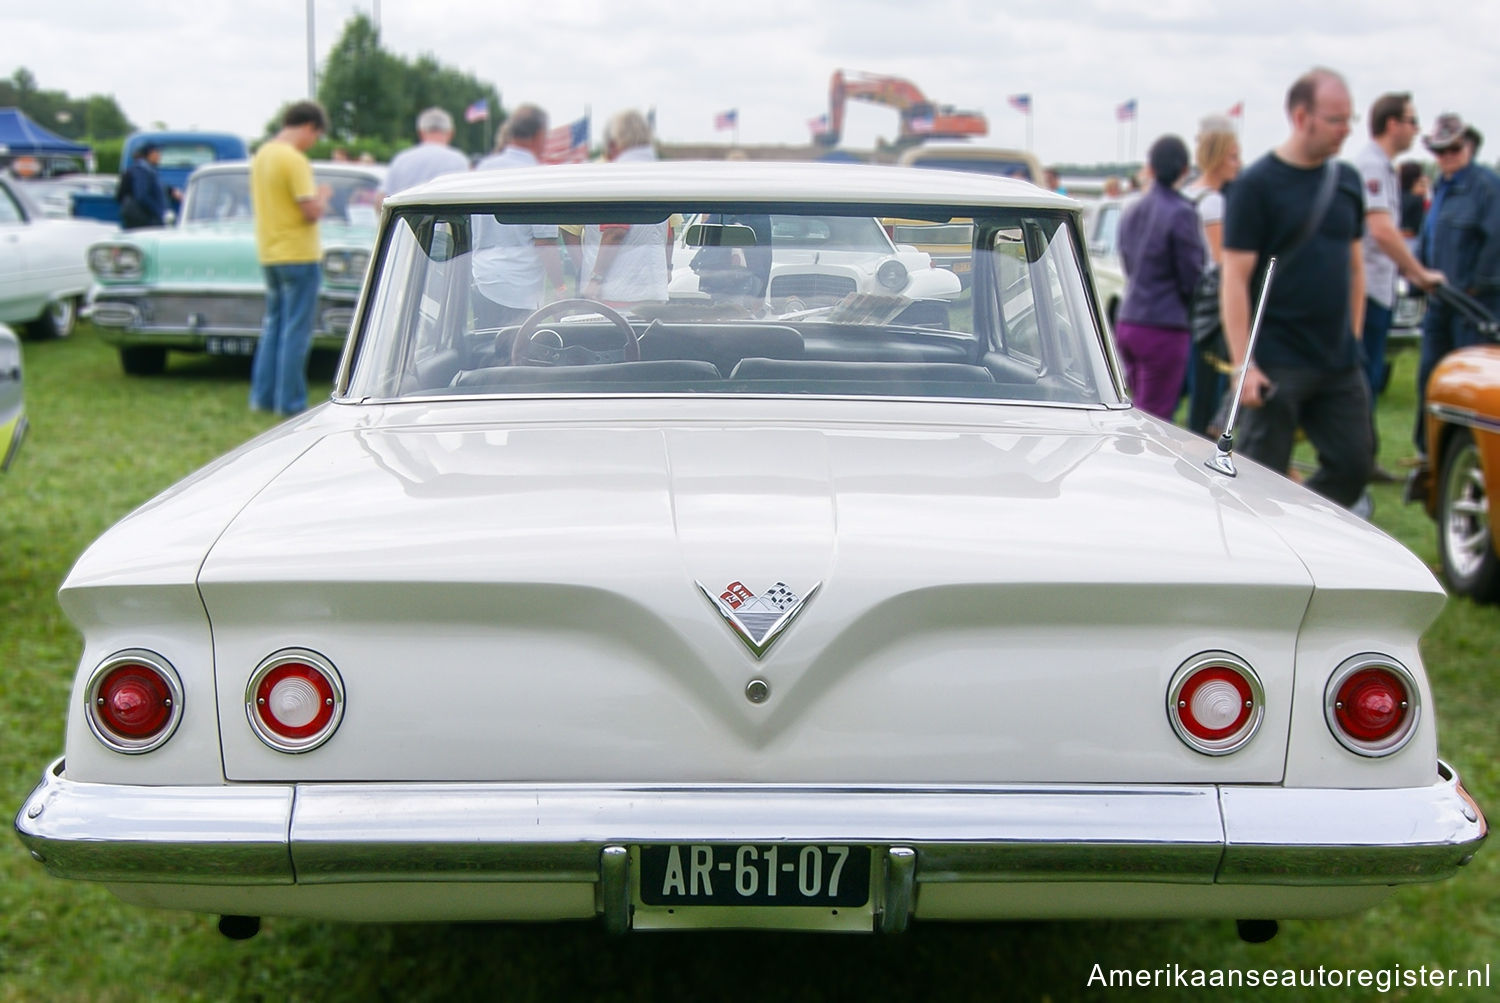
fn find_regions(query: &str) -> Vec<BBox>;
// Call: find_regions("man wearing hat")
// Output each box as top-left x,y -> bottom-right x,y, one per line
116,143 -> 171,230
1413,112 -> 1500,454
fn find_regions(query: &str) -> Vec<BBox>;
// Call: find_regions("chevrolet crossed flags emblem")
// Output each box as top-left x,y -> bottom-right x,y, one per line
698,579 -> 819,658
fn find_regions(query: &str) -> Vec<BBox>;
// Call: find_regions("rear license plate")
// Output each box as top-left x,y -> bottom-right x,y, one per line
204,336 -> 257,356
637,843 -> 870,908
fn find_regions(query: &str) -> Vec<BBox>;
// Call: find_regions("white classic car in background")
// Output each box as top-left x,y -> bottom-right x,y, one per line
15,162 -> 1484,941
0,173 -> 114,339
0,323 -> 24,472
667,212 -> 961,315
1081,195 -> 1125,328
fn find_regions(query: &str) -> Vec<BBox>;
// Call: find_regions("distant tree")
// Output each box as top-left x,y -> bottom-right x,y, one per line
0,66 -> 135,139
316,13 -> 406,144
311,14 -> 502,155
403,54 -> 503,155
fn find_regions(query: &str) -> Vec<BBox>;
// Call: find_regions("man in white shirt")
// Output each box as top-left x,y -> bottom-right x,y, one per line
1353,92 -> 1443,478
380,107 -> 470,203
472,105 -> 568,328
581,110 -> 670,307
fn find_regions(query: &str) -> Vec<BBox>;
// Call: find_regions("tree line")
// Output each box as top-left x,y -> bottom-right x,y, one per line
4,13 -> 504,160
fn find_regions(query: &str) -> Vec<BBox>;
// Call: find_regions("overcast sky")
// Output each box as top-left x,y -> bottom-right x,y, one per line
4,0 -> 1496,168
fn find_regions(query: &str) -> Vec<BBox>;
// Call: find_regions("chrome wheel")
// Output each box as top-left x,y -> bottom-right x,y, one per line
29,297 -> 76,339
1439,429 -> 1500,600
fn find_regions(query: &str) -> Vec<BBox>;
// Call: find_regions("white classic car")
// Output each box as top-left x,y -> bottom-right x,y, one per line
1081,195 -> 1126,327
0,173 -> 114,339
15,162 -> 1485,940
667,212 -> 961,315
0,322 -> 24,471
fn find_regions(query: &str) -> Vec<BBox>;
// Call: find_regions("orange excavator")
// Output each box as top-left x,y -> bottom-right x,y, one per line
816,70 -> 989,147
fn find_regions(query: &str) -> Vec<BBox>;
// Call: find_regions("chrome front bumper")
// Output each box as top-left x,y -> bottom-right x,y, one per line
16,759 -> 1485,929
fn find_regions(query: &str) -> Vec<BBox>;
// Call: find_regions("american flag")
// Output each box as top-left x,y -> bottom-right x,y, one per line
1008,94 -> 1032,115
465,98 -> 489,124
541,115 -> 590,164
714,108 -> 738,131
907,112 -> 935,133
1227,101 -> 1244,119
1116,98 -> 1138,122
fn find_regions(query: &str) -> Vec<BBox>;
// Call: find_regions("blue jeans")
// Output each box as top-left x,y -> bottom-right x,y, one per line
250,263 -> 321,414
1413,293 -> 1500,452
1360,298 -> 1393,404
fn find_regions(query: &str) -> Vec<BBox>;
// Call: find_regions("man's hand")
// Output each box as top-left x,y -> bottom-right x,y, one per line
1238,363 -> 1274,407
1412,267 -> 1445,292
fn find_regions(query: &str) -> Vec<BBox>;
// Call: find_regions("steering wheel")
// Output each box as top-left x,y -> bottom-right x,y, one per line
509,298 -> 641,366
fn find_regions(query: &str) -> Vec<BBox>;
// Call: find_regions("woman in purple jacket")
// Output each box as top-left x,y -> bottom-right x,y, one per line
1115,135 -> 1206,419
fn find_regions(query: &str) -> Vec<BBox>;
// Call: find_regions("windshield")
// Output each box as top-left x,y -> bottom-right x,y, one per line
345,202 -> 1117,407
182,169 -> 381,225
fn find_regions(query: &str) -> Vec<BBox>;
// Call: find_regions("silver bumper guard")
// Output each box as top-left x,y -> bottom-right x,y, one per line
16,759 -> 1485,931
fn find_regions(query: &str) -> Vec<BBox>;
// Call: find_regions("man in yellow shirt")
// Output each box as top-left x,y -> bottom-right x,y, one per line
249,101 -> 330,414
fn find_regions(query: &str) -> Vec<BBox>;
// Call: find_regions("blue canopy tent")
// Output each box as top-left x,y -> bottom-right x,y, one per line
0,108 -> 94,175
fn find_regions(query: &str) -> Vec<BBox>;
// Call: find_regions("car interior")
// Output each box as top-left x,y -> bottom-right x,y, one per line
346,206 -> 1116,408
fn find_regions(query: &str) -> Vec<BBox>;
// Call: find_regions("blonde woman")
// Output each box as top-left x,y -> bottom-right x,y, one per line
1183,115 -> 1241,436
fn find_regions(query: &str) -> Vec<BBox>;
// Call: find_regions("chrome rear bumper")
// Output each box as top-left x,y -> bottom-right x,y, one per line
16,759 -> 1485,928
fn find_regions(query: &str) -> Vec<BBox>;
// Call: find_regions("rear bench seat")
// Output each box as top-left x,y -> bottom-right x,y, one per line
728,358 -> 995,385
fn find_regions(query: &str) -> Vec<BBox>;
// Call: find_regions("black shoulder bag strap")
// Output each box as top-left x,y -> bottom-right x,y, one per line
1276,160 -> 1340,258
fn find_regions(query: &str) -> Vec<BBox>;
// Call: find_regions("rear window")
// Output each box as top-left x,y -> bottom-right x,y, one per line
345,202 -> 1116,409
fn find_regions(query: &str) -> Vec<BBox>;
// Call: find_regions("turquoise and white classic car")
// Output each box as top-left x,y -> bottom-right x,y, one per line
85,160 -> 384,375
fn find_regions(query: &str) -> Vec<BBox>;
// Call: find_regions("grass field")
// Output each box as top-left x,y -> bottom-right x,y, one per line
1,326 -> 1495,1002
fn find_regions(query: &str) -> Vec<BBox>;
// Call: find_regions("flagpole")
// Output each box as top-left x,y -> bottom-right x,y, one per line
1027,102 -> 1033,153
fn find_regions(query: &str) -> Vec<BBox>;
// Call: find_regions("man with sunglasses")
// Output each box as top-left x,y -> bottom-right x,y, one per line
1413,113 -> 1500,454
1355,94 -> 1445,481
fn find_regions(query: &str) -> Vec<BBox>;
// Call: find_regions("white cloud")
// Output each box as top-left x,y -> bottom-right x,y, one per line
3,0 -> 1495,166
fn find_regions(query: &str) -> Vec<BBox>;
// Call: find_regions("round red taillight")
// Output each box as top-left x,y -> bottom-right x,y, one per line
1326,656 -> 1419,757
85,651 -> 183,754
246,650 -> 344,753
1168,653 -> 1264,755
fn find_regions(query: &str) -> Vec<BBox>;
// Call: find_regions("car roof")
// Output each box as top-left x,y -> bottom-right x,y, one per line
388,160 -> 1076,212
186,160 -> 386,180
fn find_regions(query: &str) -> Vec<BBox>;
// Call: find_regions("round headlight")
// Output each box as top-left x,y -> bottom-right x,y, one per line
323,252 -> 348,278
115,247 -> 143,277
88,246 -> 115,275
876,259 -> 909,292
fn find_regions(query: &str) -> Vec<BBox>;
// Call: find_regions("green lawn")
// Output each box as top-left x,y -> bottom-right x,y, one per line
1,327 -> 1495,1002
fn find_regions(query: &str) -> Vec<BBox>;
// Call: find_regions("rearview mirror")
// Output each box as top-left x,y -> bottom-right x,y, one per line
684,222 -> 758,248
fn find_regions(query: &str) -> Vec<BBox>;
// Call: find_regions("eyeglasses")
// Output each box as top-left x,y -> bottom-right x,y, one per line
1433,145 -> 1464,157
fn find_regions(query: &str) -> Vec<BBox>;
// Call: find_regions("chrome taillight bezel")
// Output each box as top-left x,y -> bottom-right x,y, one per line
1324,654 -> 1420,758
1167,651 -> 1265,756
84,649 -> 185,754
245,648 -> 345,754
